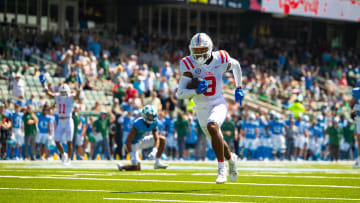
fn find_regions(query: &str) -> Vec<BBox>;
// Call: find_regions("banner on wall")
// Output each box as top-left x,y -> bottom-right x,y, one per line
261,0 -> 360,22
192,0 -> 262,10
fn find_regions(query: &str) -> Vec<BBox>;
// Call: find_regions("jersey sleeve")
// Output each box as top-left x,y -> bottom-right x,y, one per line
179,57 -> 192,75
216,50 -> 230,65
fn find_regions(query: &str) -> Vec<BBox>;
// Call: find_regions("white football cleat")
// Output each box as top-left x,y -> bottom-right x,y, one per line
228,153 -> 238,182
60,153 -> 66,163
354,161 -> 359,169
216,167 -> 227,184
63,153 -> 70,165
117,162 -> 123,171
154,162 -> 168,169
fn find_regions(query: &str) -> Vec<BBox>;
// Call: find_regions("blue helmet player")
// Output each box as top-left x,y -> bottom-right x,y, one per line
117,105 -> 167,171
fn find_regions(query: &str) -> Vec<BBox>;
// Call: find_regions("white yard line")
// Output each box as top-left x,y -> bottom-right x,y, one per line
103,198 -> 247,203
0,175 -> 359,189
191,173 -> 360,180
0,187 -> 359,201
0,169 -> 104,174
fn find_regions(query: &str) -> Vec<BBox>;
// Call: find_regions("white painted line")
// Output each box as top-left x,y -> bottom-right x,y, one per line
0,169 -> 104,174
0,175 -> 360,189
191,173 -> 360,180
103,197 -> 246,203
0,188 -> 359,201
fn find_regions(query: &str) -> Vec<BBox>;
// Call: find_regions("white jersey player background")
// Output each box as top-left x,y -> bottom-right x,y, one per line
54,92 -> 76,142
178,50 -> 238,134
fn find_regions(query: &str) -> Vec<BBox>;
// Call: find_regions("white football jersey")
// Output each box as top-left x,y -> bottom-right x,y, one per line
179,50 -> 230,107
55,93 -> 75,117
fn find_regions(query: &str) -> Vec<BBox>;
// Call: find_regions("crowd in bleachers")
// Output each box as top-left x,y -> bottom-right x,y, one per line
0,28 -> 359,161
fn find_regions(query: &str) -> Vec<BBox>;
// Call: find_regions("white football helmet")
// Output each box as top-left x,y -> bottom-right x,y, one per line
302,115 -> 310,123
59,84 -> 71,99
248,113 -> 256,121
316,115 -> 323,123
189,33 -> 213,65
273,113 -> 280,121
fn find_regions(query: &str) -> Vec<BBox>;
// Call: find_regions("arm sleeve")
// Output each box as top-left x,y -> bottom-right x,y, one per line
176,76 -> 197,99
229,57 -> 242,88
175,60 -> 197,100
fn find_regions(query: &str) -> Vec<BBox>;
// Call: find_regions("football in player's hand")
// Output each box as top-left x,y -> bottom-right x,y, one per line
187,78 -> 203,89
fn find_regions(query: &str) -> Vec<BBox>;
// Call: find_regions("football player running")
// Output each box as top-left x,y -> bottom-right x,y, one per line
117,105 -> 168,171
41,74 -> 81,164
176,33 -> 244,184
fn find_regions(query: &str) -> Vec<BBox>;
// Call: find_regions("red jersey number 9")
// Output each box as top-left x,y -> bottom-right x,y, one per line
203,76 -> 216,96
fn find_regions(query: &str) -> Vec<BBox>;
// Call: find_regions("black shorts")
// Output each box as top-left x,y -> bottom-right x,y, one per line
185,143 -> 196,149
0,130 -> 10,144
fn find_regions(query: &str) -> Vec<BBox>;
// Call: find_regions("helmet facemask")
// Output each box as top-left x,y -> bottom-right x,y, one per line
143,113 -> 156,124
59,84 -> 70,99
190,47 -> 211,65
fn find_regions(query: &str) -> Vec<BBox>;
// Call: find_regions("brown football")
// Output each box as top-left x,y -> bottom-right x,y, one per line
187,77 -> 203,89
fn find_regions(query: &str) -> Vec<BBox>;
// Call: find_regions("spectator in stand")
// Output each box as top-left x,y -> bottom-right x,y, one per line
112,78 -> 126,104
125,84 -> 138,102
61,50 -> 73,78
144,71 -> 155,97
133,75 -> 146,95
83,79 -> 97,90
11,73 -> 26,101
99,54 -> 110,81
37,94 -> 47,109
165,89 -> 177,114
78,98 -> 87,111
65,71 -> 79,86
161,61 -> 174,80
126,55 -> 138,77
89,38 -> 101,58
339,73 -> 348,86
92,101 -> 102,112
144,91 -> 162,112
26,94 -> 37,109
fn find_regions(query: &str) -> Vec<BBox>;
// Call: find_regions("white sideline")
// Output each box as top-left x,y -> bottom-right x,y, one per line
0,188 -> 359,201
0,175 -> 360,189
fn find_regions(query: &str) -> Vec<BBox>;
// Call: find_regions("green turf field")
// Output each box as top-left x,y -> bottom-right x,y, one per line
0,160 -> 359,202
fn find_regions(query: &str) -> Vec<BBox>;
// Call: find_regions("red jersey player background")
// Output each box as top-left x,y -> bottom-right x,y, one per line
176,33 -> 244,184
